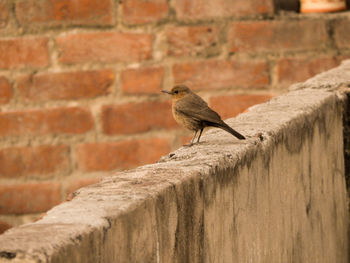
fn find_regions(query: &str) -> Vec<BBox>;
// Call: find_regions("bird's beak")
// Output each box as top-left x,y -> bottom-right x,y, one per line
161,90 -> 172,94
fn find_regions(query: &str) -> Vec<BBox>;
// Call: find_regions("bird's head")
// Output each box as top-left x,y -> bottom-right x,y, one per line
161,85 -> 191,100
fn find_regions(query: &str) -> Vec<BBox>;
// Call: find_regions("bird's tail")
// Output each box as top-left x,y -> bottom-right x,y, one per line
212,121 -> 246,140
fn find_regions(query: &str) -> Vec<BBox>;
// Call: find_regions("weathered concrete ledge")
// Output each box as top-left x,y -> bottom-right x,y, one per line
1,61 -> 350,263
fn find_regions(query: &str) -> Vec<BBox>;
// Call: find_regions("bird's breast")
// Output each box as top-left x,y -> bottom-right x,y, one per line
172,103 -> 183,124
172,101 -> 201,131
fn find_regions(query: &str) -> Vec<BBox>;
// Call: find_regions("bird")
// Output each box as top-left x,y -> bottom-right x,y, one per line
162,85 -> 245,146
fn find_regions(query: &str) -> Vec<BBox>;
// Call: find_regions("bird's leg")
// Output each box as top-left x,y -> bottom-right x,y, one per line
184,130 -> 197,147
197,128 -> 203,143
191,130 -> 198,144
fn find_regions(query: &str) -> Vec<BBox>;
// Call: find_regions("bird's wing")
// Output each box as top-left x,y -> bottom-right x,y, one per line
174,94 -> 223,125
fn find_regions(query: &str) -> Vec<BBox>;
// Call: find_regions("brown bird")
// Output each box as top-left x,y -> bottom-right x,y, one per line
162,85 -> 245,146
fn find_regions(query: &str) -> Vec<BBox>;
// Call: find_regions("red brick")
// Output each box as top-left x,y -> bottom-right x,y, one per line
175,0 -> 273,20
0,0 -> 9,28
101,101 -> 177,135
277,57 -> 343,88
0,220 -> 12,234
122,0 -> 169,24
65,177 -> 101,197
209,94 -> 273,119
0,37 -> 49,69
121,66 -> 165,94
333,19 -> 350,49
0,77 -> 13,104
76,138 -> 171,171
0,145 -> 69,178
0,107 -> 94,137
0,182 -> 61,214
16,0 -> 114,26
167,26 -> 220,57
56,32 -> 153,64
173,60 -> 269,90
229,20 -> 328,53
17,69 -> 114,102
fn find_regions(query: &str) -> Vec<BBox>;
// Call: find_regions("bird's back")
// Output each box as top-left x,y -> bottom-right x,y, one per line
173,92 -> 224,128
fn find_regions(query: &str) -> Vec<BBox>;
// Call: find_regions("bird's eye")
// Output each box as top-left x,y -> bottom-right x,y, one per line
174,90 -> 179,94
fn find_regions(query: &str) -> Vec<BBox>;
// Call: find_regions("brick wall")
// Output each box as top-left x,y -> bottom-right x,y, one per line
0,0 -> 349,232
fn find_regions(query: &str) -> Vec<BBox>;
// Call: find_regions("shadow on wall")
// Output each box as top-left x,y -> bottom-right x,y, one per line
343,92 -> 350,192
274,0 -> 300,11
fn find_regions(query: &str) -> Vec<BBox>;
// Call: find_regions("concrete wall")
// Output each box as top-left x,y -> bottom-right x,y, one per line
0,61 -> 350,262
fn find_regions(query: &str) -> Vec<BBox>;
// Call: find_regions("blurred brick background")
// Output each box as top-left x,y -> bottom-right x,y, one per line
0,0 -> 349,233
